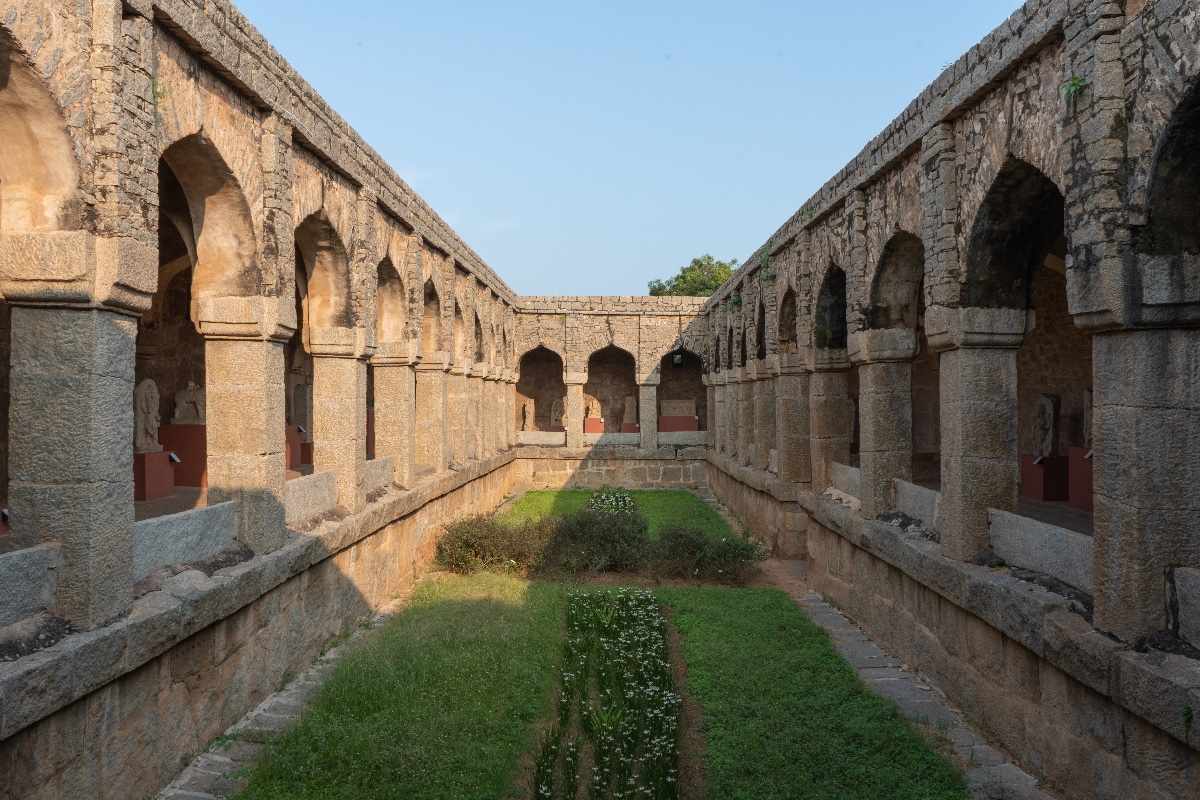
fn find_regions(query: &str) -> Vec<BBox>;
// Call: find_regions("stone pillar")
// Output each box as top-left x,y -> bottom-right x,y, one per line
753,359 -> 775,471
9,306 -> 134,629
204,334 -> 288,553
639,383 -> 658,451
1092,328 -> 1200,642
414,359 -> 448,476
565,377 -> 585,449
851,329 -> 918,518
446,365 -> 468,467
928,308 -> 1025,563
371,346 -> 416,488
311,330 -> 369,514
703,375 -> 716,448
481,371 -> 494,458
775,355 -> 812,485
468,365 -> 485,461
736,367 -> 754,465
719,370 -> 734,456
506,372 -> 518,450
809,352 -> 852,491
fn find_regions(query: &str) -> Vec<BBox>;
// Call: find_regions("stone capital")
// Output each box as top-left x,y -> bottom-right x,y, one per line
810,347 -> 850,372
196,295 -> 295,342
371,340 -> 420,366
470,363 -> 489,378
564,370 -> 587,385
925,306 -> 1031,353
848,328 -> 919,364
775,352 -> 810,375
307,326 -> 372,358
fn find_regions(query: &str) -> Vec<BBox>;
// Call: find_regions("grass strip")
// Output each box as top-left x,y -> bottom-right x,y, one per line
655,586 -> 967,800
236,573 -> 568,800
501,490 -> 731,540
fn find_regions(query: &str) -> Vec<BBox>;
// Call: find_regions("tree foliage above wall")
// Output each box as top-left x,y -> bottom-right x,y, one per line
648,254 -> 738,297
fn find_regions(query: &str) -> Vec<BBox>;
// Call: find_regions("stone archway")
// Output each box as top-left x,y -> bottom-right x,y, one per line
585,345 -> 638,433
516,346 -> 566,433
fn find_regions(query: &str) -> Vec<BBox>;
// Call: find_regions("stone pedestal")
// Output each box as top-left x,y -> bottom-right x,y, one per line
639,384 -> 658,450
1092,328 -> 1200,642
9,306 -> 135,629
584,418 -> 604,434
371,354 -> 416,488
133,450 -> 174,502
1020,455 -> 1069,502
414,362 -> 448,476
809,359 -> 852,492
312,351 -> 368,514
775,358 -> 812,485
159,423 -> 207,487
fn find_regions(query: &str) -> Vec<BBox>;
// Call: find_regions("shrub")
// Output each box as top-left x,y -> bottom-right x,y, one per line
653,526 -> 766,581
585,486 -> 637,515
437,516 -> 557,574
540,509 -> 650,574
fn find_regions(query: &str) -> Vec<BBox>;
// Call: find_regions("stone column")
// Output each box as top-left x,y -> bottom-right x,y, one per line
203,329 -> 288,554
928,308 -> 1025,563
753,359 -> 775,471
565,376 -> 585,449
736,366 -> 754,465
468,365 -> 486,461
8,306 -> 135,629
639,382 -> 659,451
809,351 -> 852,491
1092,328 -> 1200,642
371,345 -> 416,488
506,371 -> 518,450
775,355 -> 812,485
311,329 -> 369,514
703,375 -> 716,448
414,358 -> 448,476
718,370 -> 733,456
446,364 -> 468,467
481,370 -> 494,458
851,329 -> 918,518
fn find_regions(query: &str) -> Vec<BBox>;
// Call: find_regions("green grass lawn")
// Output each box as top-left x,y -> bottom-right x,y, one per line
656,585 -> 967,800
499,489 -> 731,540
235,573 -> 568,800
236,573 -> 964,800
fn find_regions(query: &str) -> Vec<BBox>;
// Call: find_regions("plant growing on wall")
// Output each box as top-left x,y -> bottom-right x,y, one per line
730,292 -> 743,308
1062,75 -> 1087,112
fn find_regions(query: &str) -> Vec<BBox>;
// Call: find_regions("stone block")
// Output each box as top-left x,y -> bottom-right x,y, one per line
989,509 -> 1094,594
284,472 -> 339,529
0,544 -> 60,628
132,502 -> 238,580
1172,568 -> 1200,652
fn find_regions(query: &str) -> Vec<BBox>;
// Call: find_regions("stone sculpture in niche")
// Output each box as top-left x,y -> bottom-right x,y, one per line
172,381 -> 206,424
586,397 -> 600,419
134,378 -> 162,453
1036,393 -> 1060,462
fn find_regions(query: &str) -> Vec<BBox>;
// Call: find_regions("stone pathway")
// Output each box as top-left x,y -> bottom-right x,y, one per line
759,559 -> 1059,800
155,596 -> 408,800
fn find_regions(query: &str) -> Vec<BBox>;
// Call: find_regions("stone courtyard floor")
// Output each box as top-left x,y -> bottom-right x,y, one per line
156,491 -> 1056,800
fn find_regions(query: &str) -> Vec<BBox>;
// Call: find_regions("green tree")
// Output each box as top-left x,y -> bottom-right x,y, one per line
648,254 -> 738,297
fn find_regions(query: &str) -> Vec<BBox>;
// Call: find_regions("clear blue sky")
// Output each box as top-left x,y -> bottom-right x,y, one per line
235,1 -> 1018,295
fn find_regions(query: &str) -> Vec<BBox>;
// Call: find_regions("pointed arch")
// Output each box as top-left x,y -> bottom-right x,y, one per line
0,27 -> 80,235
376,256 -> 407,344
868,231 -> 925,330
778,287 -> 798,353
420,279 -> 442,358
516,346 -> 566,432
963,156 -> 1064,309
161,134 -> 259,302
295,210 -> 353,330
585,344 -> 638,433
814,264 -> 848,350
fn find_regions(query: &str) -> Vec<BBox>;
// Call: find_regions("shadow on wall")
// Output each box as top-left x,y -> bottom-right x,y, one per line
1,460 -> 520,800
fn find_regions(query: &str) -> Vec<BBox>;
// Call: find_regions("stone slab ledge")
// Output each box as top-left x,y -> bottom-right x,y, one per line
0,451 -> 516,741
802,490 -> 1200,753
514,445 -> 706,461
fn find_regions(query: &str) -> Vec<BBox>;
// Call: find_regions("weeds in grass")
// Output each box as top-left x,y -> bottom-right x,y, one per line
534,589 -> 680,799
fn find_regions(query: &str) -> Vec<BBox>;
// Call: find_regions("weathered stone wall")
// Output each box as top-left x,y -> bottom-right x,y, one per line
515,448 -> 706,490
0,457 -> 521,800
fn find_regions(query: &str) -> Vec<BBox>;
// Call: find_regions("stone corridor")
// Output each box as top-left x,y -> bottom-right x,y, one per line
0,0 -> 1199,798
